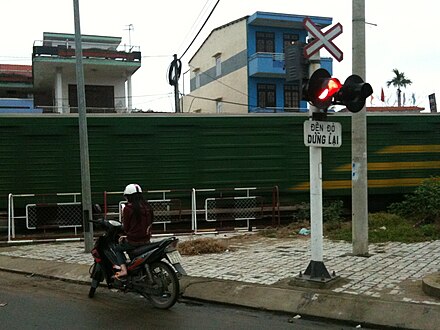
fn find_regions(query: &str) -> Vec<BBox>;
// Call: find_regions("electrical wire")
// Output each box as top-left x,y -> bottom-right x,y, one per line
186,94 -> 248,107
189,64 -> 250,98
177,0 -> 214,55
179,0 -> 221,60
141,54 -> 171,58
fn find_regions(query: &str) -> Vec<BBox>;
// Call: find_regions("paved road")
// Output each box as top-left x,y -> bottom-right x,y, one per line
0,271 -> 366,330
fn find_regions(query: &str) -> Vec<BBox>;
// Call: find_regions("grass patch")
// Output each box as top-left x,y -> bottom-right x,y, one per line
258,212 -> 440,244
325,212 -> 440,243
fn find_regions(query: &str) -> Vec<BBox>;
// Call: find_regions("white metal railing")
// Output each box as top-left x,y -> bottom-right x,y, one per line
7,186 -> 279,240
7,192 -> 82,242
26,202 -> 82,229
192,187 -> 271,233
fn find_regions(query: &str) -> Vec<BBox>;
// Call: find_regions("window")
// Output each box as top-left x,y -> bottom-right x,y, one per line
215,55 -> 221,77
256,32 -> 275,53
69,84 -> 114,110
283,33 -> 299,52
284,84 -> 300,110
257,84 -> 276,108
194,69 -> 200,89
216,99 -> 223,113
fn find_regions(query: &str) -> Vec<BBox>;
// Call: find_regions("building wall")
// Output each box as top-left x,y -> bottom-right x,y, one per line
185,19 -> 248,113
247,24 -> 305,112
186,14 -> 334,114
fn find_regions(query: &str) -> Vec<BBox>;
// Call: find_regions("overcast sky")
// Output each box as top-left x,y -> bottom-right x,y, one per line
1,0 -> 438,112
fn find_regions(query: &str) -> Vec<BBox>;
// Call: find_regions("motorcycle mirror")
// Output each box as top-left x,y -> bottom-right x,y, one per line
92,204 -> 102,214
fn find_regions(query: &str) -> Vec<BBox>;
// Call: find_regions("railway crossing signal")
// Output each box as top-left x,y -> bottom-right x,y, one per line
303,68 -> 373,113
334,74 -> 374,113
303,17 -> 343,62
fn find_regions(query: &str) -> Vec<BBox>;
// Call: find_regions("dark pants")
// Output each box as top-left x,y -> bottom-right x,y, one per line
113,241 -> 136,266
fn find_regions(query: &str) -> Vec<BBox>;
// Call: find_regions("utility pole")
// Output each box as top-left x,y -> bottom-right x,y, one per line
173,54 -> 181,113
73,0 -> 94,252
352,0 -> 369,255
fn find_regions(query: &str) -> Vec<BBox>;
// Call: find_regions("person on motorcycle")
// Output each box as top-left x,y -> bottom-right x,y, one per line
113,183 -> 154,279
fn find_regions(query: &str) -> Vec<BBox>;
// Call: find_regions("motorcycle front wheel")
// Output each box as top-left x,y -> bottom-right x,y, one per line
88,263 -> 103,298
147,261 -> 180,309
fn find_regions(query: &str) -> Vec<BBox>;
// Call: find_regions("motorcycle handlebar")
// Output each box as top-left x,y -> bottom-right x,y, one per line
89,218 -> 105,224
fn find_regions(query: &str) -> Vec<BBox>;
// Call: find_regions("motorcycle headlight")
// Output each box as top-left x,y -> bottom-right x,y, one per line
108,220 -> 122,227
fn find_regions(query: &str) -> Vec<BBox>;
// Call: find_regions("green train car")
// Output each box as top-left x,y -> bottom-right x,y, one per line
1,113 -> 439,211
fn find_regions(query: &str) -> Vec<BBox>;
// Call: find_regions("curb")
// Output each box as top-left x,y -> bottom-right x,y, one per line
422,272 -> 440,299
180,277 -> 439,330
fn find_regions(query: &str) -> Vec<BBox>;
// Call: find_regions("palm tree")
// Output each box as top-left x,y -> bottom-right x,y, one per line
386,69 -> 412,107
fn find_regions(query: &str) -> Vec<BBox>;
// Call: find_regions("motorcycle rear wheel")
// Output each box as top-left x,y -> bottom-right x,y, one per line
147,261 -> 180,309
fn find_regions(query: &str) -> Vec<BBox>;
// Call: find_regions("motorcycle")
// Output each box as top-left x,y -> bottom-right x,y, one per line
88,213 -> 186,309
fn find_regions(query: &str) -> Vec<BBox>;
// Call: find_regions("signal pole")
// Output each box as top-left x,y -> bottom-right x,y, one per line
352,0 -> 369,255
300,50 -> 334,282
73,0 -> 94,252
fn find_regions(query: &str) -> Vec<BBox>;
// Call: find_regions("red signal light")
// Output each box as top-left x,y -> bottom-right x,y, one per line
304,68 -> 342,110
318,78 -> 342,100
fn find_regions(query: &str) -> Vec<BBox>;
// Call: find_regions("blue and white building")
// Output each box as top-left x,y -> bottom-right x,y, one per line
184,12 -> 333,114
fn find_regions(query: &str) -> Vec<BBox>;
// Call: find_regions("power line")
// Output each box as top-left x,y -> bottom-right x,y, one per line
141,54 -> 172,58
177,0 -> 214,55
185,94 -> 248,107
188,63 -> 252,99
55,92 -> 173,101
179,0 -> 221,60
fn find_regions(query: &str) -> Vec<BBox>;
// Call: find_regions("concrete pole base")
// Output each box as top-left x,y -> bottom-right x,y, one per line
297,260 -> 339,283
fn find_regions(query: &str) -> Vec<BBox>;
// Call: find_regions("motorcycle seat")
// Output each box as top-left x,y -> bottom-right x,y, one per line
127,237 -> 176,259
129,241 -> 160,257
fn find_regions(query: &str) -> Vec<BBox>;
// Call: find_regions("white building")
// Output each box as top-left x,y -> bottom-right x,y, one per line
1,32 -> 142,113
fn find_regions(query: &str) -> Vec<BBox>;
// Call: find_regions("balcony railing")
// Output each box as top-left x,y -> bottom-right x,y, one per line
248,52 -> 286,78
30,105 -> 129,114
249,106 -> 307,113
32,40 -> 141,62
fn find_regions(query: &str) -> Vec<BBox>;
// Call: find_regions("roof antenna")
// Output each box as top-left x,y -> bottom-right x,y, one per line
124,24 -> 134,51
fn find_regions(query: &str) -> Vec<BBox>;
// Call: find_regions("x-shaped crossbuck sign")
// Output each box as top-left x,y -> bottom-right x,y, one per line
303,17 -> 343,62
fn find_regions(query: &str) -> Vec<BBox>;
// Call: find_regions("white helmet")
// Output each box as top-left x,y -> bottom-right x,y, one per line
123,183 -> 142,196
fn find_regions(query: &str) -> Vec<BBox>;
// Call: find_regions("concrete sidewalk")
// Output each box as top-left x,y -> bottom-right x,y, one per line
0,234 -> 439,329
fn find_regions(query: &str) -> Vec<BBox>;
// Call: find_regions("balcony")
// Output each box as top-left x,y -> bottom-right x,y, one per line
31,39 -> 141,91
248,52 -> 286,78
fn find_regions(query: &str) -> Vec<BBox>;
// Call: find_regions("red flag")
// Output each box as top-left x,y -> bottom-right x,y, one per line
380,88 -> 385,102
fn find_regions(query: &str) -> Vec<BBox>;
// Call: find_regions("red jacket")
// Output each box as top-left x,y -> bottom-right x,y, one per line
122,202 -> 153,245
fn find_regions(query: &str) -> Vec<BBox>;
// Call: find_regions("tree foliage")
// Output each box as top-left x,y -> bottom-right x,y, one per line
386,68 -> 412,106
